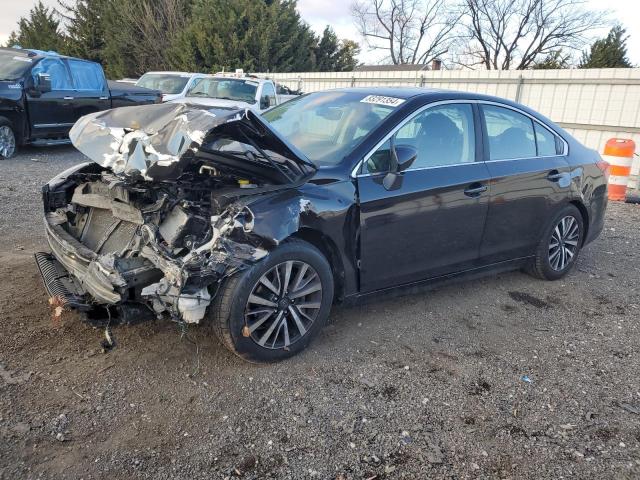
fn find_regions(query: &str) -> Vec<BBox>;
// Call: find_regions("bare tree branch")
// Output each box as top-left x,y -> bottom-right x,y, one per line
458,0 -> 608,70
351,0 -> 461,65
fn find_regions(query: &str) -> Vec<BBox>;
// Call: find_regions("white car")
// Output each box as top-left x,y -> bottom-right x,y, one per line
169,76 -> 280,112
135,72 -> 208,102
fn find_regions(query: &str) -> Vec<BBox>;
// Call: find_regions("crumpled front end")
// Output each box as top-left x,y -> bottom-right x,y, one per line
37,103 -> 315,325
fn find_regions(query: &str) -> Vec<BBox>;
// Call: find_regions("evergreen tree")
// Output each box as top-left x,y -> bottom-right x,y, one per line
100,0 -> 192,78
173,0 -> 317,73
58,0 -> 107,63
315,27 -> 360,72
580,26 -> 633,68
6,1 -> 66,52
532,50 -> 571,69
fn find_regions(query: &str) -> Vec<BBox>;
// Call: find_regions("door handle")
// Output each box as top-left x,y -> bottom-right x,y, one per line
547,170 -> 563,181
63,96 -> 74,100
464,183 -> 488,197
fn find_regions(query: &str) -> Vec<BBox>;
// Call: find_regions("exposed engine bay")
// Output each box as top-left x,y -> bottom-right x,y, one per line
37,103 -> 317,325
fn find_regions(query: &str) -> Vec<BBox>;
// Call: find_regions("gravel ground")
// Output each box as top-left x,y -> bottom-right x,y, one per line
1,146 -> 639,480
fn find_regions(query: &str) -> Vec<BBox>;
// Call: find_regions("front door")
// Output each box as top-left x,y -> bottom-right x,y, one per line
26,58 -> 76,139
478,104 -> 571,264
357,103 -> 491,293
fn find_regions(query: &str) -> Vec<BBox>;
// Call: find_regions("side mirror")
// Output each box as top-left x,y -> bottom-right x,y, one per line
36,73 -> 52,93
260,95 -> 270,109
393,145 -> 418,172
382,144 -> 417,190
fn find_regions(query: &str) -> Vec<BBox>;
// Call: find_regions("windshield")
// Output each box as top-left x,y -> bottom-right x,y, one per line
0,50 -> 33,81
262,91 -> 397,166
187,78 -> 258,103
136,73 -> 190,94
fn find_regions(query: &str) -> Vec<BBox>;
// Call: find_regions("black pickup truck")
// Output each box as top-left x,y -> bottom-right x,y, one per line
0,47 -> 161,158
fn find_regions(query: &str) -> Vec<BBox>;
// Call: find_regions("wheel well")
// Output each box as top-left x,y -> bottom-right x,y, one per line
569,200 -> 589,245
291,228 -> 345,302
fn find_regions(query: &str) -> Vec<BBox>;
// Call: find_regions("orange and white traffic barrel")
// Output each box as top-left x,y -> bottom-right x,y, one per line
603,138 -> 636,201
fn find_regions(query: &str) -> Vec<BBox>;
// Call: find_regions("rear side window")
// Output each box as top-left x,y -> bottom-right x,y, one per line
67,60 -> 105,90
31,58 -> 73,90
482,105 -> 536,160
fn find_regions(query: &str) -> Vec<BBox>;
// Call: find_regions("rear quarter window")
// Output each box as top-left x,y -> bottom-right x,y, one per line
534,123 -> 562,156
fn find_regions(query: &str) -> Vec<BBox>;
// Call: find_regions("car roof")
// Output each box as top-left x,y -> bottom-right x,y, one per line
321,86 -> 540,112
0,46 -> 83,62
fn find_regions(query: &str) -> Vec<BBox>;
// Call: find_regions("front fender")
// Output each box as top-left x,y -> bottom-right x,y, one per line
242,181 -> 360,296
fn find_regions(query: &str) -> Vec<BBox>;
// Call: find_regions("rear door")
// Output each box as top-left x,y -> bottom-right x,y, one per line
357,102 -> 491,292
26,58 -> 75,138
478,103 -> 571,264
65,59 -> 110,121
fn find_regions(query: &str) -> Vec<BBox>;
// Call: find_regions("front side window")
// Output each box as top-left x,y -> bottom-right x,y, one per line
365,103 -> 476,173
482,105 -> 536,160
31,58 -> 73,90
67,59 -> 105,90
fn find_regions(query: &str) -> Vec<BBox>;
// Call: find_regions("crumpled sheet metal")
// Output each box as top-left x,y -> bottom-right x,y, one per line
69,103 -> 234,180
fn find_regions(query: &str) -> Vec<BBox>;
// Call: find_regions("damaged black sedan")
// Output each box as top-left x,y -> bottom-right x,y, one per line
36,88 -> 608,362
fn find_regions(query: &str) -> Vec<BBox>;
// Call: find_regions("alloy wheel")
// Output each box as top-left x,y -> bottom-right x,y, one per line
548,215 -> 580,271
0,126 -> 16,159
244,260 -> 323,349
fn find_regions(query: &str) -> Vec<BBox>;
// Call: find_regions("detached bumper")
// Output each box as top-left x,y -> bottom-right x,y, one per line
41,214 -> 124,305
34,252 -> 90,310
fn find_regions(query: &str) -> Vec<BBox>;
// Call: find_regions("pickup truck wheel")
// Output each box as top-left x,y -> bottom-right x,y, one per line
0,120 -> 16,159
210,239 -> 334,363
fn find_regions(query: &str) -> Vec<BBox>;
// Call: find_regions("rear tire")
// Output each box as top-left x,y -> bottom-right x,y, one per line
0,119 -> 16,159
210,238 -> 334,363
526,204 -> 584,280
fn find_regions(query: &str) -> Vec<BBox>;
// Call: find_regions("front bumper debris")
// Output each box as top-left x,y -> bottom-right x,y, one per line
34,252 -> 90,310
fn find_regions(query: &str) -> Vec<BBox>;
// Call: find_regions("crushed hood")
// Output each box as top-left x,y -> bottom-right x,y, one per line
69,102 -> 316,184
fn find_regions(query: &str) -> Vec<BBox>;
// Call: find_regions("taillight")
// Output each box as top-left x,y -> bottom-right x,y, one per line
596,158 -> 610,180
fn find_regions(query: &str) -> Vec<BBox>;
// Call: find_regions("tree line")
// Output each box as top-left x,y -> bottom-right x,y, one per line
4,0 -> 633,79
5,0 -> 360,78
351,0 -> 632,69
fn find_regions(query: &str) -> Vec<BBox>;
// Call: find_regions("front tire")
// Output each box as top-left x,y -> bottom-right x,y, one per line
527,204 -> 584,280
210,239 -> 334,363
0,120 -> 16,159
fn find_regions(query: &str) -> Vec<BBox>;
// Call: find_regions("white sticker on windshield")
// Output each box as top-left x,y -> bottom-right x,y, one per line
13,56 -> 32,63
360,95 -> 405,107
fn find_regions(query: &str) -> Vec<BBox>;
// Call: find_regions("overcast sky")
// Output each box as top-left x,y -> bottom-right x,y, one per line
0,0 -> 638,66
